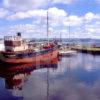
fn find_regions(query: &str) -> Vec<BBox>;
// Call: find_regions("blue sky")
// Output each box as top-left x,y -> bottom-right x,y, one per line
0,0 -> 100,38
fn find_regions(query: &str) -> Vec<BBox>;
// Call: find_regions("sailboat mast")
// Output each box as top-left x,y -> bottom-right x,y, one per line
46,11 -> 50,100
47,11 -> 49,45
60,32 -> 62,44
68,24 -> 70,40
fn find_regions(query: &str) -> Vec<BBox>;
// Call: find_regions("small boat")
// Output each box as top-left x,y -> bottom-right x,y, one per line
59,50 -> 77,56
0,33 -> 59,64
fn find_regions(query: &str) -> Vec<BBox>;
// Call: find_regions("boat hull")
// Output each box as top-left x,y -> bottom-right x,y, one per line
0,49 -> 59,64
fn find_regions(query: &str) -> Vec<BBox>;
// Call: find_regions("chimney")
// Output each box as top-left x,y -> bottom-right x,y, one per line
17,32 -> 21,37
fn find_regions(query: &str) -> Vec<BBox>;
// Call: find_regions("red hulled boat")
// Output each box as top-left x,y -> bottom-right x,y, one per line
0,33 -> 59,64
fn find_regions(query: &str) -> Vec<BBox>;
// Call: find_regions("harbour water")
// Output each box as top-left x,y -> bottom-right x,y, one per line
0,52 -> 100,100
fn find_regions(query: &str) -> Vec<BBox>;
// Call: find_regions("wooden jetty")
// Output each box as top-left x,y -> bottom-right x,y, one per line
72,45 -> 100,54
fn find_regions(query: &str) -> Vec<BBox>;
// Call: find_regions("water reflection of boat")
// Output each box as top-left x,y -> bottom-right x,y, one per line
0,58 -> 58,90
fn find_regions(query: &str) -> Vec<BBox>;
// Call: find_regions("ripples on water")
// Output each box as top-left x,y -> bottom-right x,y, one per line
0,53 -> 100,100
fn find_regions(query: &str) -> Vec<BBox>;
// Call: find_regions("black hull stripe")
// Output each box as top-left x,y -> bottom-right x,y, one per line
16,47 -> 58,58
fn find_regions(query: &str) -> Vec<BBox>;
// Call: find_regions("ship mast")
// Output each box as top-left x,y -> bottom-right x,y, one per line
60,32 -> 62,44
68,24 -> 70,42
47,11 -> 49,45
46,11 -> 50,100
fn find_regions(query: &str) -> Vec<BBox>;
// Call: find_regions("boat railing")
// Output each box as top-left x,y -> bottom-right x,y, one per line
4,36 -> 22,41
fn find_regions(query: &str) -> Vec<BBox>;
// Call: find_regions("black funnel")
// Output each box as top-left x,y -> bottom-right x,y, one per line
17,32 -> 21,37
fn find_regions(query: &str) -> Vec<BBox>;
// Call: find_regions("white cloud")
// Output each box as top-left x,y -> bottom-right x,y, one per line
7,9 -> 48,20
3,0 -> 50,11
48,7 -> 67,18
84,12 -> 100,22
84,22 -> 100,39
9,24 -> 36,33
52,0 -> 78,4
5,10 -> 100,39
5,23 -> 50,38
6,7 -> 68,38
0,8 -> 9,18
7,12 -> 29,20
3,0 -> 80,11
7,7 -> 67,20
0,2 -> 100,39
63,15 -> 83,26
85,12 -> 95,21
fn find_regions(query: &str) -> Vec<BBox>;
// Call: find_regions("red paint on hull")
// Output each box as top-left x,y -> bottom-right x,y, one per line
8,58 -> 58,72
1,49 -> 59,64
